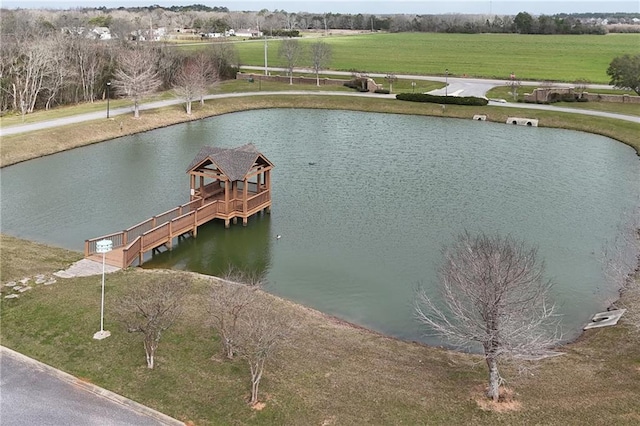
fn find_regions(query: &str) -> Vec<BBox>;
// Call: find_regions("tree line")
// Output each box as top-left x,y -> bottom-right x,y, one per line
0,19 -> 239,116
2,7 -> 635,42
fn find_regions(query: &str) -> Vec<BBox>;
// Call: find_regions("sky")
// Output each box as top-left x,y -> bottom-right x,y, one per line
1,0 -> 639,15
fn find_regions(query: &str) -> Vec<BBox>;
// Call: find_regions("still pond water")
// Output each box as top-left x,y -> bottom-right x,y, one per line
2,109 -> 638,345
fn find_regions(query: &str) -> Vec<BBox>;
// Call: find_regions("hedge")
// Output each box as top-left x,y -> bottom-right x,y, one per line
396,93 -> 489,106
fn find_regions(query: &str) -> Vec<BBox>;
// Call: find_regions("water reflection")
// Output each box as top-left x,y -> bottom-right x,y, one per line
146,213 -> 273,277
1,109 -> 638,345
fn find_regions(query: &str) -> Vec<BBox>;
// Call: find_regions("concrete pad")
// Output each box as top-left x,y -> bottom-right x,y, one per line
53,259 -> 120,278
584,309 -> 627,330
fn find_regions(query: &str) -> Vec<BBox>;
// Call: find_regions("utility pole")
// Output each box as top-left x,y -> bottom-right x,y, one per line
264,35 -> 268,75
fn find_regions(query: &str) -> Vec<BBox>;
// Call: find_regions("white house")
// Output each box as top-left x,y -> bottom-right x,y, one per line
234,28 -> 263,37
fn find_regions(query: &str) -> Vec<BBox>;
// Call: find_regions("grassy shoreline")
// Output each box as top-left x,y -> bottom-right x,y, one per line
2,93 -> 639,169
2,93 -> 640,424
1,235 -> 639,424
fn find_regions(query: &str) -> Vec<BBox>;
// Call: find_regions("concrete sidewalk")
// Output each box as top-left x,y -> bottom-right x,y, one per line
53,258 -> 120,278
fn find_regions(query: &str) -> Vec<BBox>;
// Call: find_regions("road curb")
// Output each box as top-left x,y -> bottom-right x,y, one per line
0,346 -> 184,425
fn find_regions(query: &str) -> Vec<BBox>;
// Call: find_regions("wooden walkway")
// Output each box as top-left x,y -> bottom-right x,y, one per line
85,190 -> 271,269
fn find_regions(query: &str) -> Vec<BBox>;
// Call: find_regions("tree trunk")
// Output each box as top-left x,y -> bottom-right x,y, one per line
486,356 -> 500,401
250,366 -> 262,404
226,338 -> 234,359
134,100 -> 140,118
316,73 -> 320,87
250,378 -> 259,404
186,100 -> 192,115
144,339 -> 156,369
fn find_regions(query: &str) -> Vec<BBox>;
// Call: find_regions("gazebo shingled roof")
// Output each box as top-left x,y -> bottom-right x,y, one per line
186,143 -> 266,181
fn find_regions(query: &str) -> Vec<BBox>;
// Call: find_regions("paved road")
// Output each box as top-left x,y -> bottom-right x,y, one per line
0,347 -> 182,426
1,70 -> 637,138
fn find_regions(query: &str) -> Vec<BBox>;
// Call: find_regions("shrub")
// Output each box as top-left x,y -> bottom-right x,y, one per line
374,89 -> 390,94
396,93 -> 488,106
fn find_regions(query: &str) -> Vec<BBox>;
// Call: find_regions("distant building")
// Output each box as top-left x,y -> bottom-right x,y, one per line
234,28 -> 263,37
92,26 -> 112,40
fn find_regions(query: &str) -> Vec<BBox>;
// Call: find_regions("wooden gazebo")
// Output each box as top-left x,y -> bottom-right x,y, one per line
186,143 -> 274,227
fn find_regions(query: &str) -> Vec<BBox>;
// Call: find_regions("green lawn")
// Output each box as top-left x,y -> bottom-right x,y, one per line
2,235 -> 640,425
229,33 -> 640,83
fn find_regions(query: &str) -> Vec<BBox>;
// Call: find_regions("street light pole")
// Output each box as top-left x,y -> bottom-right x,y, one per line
93,239 -> 113,340
106,82 -> 111,119
445,69 -> 449,97
264,35 -> 268,76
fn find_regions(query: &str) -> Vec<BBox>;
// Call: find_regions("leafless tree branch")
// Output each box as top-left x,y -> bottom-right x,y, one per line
415,231 -> 562,401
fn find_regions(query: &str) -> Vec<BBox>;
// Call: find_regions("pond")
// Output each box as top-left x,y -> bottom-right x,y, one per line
2,109 -> 638,345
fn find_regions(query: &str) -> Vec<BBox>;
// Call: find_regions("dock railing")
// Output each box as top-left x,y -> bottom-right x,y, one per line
85,192 -> 271,268
85,198 -> 204,257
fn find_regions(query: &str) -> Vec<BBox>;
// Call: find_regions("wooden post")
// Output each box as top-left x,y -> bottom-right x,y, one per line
243,178 -> 248,214
225,219 -> 230,228
224,179 -> 230,214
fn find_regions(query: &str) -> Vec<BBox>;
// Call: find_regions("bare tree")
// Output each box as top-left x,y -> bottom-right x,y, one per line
310,40 -> 332,86
236,301 -> 291,405
117,275 -> 190,369
192,51 -> 219,105
415,232 -> 562,402
207,42 -> 238,79
69,38 -> 108,103
385,73 -> 398,93
41,35 -> 71,110
573,78 -> 589,99
278,38 -> 302,85
508,78 -> 522,101
208,279 -> 259,359
112,46 -> 161,118
7,39 -> 52,117
173,59 -> 206,115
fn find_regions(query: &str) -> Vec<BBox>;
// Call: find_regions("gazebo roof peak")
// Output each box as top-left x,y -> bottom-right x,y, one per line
187,144 -> 271,181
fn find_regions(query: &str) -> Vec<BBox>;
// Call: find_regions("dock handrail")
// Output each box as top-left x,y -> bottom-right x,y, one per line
85,193 -> 270,268
84,199 -> 206,257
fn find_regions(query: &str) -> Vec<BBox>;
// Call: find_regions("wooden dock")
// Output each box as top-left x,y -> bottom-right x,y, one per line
85,143 -> 274,269
85,190 -> 271,268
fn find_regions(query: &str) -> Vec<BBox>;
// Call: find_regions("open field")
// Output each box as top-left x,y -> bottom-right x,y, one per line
1,235 -> 639,425
230,32 -> 640,83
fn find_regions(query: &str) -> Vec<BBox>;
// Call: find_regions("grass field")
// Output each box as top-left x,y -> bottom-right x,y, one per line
2,235 -> 640,425
230,32 -> 640,83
